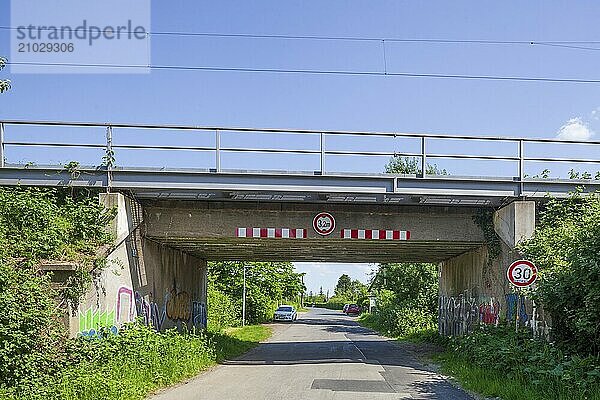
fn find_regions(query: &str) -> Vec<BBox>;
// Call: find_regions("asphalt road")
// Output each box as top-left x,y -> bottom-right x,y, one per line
150,308 -> 473,400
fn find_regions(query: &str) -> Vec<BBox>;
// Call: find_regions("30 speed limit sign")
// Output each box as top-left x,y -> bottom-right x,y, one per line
506,260 -> 538,288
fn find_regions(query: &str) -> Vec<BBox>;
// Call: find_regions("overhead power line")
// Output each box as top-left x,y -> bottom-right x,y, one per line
8,61 -> 600,83
1,26 -> 599,48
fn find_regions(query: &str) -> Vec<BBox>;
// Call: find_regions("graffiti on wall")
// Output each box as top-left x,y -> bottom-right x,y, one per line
439,291 -> 554,337
78,308 -> 118,337
78,284 -> 208,336
135,288 -> 207,330
479,299 -> 501,325
439,293 -> 502,336
116,286 -> 135,324
166,289 -> 192,321
135,291 -> 167,330
505,293 -> 529,323
78,285 -> 135,337
192,301 -> 207,328
439,293 -> 479,336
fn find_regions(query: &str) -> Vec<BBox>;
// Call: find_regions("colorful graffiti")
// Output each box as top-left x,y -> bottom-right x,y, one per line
192,301 -> 207,328
439,293 -> 501,336
135,291 -> 167,330
505,293 -> 529,323
78,308 -> 118,337
116,286 -> 135,323
479,299 -> 501,325
166,289 -> 192,321
78,285 -> 135,337
79,284 -> 208,336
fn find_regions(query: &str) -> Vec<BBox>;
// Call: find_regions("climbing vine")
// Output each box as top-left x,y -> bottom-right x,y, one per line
472,208 -> 502,263
0,187 -> 115,308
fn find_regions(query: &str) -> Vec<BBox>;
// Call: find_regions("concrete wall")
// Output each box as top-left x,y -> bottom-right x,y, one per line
438,201 -> 550,337
142,201 -> 486,263
70,193 -> 207,337
134,239 -> 207,331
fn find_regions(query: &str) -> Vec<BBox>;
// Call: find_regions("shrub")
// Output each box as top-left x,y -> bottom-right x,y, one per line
0,187 -> 114,391
519,191 -> 600,355
207,286 -> 240,330
1,323 -> 265,400
449,325 -> 600,397
325,296 -> 348,310
363,306 -> 437,337
0,187 -> 113,261
0,260 -> 66,390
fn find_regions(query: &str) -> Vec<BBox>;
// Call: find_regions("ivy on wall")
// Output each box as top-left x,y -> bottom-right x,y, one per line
472,208 -> 502,263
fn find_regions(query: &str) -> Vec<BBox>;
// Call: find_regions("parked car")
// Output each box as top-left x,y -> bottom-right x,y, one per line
273,305 -> 297,322
342,304 -> 350,313
346,304 -> 360,316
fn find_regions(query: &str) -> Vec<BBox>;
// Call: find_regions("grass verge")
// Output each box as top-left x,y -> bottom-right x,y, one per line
213,325 -> 272,361
436,352 -> 600,400
0,324 -> 272,400
358,314 -> 600,400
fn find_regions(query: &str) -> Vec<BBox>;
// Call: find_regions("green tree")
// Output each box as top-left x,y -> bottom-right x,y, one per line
0,57 -> 11,93
385,156 -> 447,176
519,191 -> 600,355
349,279 -> 368,301
334,274 -> 352,297
366,263 -> 439,337
208,261 -> 305,324
372,263 -> 438,312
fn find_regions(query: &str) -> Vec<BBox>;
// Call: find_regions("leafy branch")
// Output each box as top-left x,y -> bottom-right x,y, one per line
0,57 -> 11,93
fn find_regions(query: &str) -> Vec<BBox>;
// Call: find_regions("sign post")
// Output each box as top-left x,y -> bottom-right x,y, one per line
506,260 -> 538,288
506,260 -> 537,332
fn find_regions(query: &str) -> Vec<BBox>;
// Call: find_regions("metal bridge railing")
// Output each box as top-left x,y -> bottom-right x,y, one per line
1,120 -> 600,185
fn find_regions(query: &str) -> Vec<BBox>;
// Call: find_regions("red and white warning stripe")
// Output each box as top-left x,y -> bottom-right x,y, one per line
341,229 -> 410,240
236,227 -> 307,239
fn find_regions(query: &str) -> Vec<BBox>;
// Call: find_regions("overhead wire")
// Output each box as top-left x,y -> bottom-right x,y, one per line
7,61 -> 600,83
3,25 -> 600,82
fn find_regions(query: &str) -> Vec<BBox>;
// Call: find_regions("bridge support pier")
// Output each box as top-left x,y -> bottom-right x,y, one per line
438,201 -> 549,337
69,193 -> 207,337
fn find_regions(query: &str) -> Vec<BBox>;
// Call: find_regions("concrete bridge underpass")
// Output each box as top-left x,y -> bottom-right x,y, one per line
62,192 -> 538,339
1,120 -> 584,338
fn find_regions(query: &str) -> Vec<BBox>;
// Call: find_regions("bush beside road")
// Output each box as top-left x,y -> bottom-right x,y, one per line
0,324 -> 272,400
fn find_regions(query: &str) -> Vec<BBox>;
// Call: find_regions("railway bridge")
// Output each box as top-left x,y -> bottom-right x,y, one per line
2,120 -> 599,336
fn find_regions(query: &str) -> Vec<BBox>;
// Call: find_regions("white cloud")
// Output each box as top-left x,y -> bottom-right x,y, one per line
556,117 -> 595,141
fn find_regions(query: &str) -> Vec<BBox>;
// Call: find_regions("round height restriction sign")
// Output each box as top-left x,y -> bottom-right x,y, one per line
313,212 -> 335,236
507,260 -> 538,288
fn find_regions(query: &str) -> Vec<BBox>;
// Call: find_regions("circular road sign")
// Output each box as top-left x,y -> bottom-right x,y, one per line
507,260 -> 538,288
313,212 -> 335,236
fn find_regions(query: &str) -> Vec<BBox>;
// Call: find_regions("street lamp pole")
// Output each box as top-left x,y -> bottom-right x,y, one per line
300,273 -> 305,308
242,264 -> 247,327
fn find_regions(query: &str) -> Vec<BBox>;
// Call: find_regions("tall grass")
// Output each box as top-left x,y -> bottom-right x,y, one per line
359,315 -> 600,400
0,324 -> 271,400
438,352 -> 600,400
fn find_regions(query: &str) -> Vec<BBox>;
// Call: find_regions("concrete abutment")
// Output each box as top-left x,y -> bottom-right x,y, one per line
438,201 -> 550,337
69,193 -> 207,337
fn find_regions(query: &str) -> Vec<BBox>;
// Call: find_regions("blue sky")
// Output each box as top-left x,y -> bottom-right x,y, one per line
1,1 -> 600,292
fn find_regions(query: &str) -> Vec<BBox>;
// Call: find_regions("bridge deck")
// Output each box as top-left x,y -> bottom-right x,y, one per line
1,120 -> 599,205
1,165 -> 598,206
